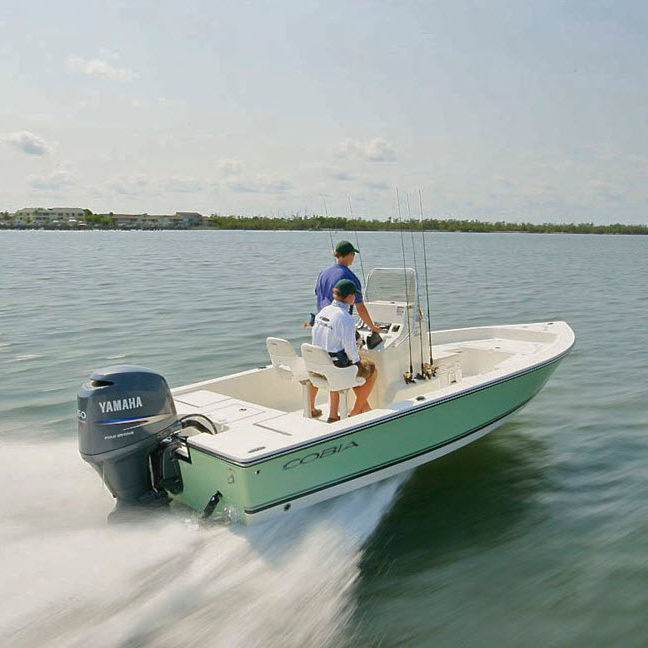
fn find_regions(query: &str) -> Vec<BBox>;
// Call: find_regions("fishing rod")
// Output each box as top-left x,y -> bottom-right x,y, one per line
322,196 -> 335,251
397,189 -> 415,383
407,194 -> 426,380
418,189 -> 435,375
347,196 -> 366,287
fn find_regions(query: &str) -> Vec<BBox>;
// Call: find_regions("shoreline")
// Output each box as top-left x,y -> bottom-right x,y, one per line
2,214 -> 647,235
2,225 -> 647,235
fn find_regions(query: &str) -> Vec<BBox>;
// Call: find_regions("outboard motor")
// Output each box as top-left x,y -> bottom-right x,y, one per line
78,365 -> 181,513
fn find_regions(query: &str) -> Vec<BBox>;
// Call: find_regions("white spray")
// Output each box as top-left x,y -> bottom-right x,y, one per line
0,439 -> 405,648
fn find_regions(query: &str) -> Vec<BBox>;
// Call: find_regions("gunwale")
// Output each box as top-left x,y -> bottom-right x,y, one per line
185,345 -> 571,467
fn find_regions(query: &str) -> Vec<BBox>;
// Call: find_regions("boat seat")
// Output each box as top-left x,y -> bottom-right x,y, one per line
301,343 -> 365,419
266,337 -> 312,418
266,337 -> 310,383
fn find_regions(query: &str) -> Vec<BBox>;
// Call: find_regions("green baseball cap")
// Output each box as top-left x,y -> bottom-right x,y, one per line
334,279 -> 358,298
335,240 -> 360,255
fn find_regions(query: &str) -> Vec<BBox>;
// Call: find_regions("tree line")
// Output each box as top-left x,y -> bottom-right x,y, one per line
3,210 -> 647,234
205,214 -> 648,235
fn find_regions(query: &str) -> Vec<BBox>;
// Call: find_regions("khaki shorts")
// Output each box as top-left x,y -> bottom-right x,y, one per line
356,359 -> 376,380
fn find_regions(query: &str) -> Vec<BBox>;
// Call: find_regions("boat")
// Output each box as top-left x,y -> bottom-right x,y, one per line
77,267 -> 574,524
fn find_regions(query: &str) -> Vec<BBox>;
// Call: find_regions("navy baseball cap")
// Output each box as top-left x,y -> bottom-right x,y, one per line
334,279 -> 358,297
335,240 -> 360,255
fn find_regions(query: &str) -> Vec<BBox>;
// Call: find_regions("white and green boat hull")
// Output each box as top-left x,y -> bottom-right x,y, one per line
78,265 -> 574,524
171,351 -> 565,524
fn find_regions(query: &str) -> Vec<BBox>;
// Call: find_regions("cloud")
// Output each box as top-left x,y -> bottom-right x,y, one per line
588,179 -> 624,202
490,175 -> 515,188
108,174 -> 150,196
364,180 -> 390,191
227,176 -> 293,194
67,56 -> 135,81
165,177 -> 203,193
328,170 -> 355,182
335,137 -> 397,162
215,159 -> 243,177
29,169 -> 76,191
132,97 -> 186,109
105,175 -> 205,197
157,97 -> 184,107
1,130 -> 52,155
25,113 -> 55,122
98,48 -> 121,61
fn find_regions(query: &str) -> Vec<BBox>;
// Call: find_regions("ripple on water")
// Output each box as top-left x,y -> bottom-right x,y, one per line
2,230 -> 648,647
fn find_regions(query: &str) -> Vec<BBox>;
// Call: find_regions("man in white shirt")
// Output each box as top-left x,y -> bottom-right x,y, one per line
311,279 -> 377,422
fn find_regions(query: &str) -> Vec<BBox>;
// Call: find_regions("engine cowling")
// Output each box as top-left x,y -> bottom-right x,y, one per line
78,365 -> 180,506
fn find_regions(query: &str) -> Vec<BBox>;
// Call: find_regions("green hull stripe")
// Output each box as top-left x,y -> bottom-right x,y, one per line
243,394 -> 533,515
190,350 -> 570,467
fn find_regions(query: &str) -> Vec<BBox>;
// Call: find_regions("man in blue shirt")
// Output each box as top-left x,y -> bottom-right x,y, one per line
306,240 -> 381,418
314,240 -> 381,334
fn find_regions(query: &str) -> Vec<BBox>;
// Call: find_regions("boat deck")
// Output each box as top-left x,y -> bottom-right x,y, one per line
171,322 -> 574,464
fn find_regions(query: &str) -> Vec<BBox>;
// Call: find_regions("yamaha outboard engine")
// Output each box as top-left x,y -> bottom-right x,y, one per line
78,365 -> 181,514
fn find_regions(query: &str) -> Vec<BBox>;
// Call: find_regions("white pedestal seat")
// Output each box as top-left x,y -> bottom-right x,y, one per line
300,343 -> 365,419
265,337 -> 314,416
266,337 -> 310,382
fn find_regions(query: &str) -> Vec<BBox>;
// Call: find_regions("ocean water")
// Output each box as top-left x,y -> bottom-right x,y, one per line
1,230 -> 647,647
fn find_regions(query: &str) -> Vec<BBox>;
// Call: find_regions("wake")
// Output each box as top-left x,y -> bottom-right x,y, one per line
1,439 -> 404,648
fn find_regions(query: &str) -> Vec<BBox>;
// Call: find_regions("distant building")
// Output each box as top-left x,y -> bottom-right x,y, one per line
5,209 -> 204,229
175,212 -> 203,227
13,207 -> 85,226
98,212 -> 203,229
93,214 -> 146,229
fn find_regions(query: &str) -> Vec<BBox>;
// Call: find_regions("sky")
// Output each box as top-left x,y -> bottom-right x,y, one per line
1,0 -> 647,224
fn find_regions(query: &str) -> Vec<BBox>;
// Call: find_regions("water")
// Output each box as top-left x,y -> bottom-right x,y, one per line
1,230 -> 647,647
